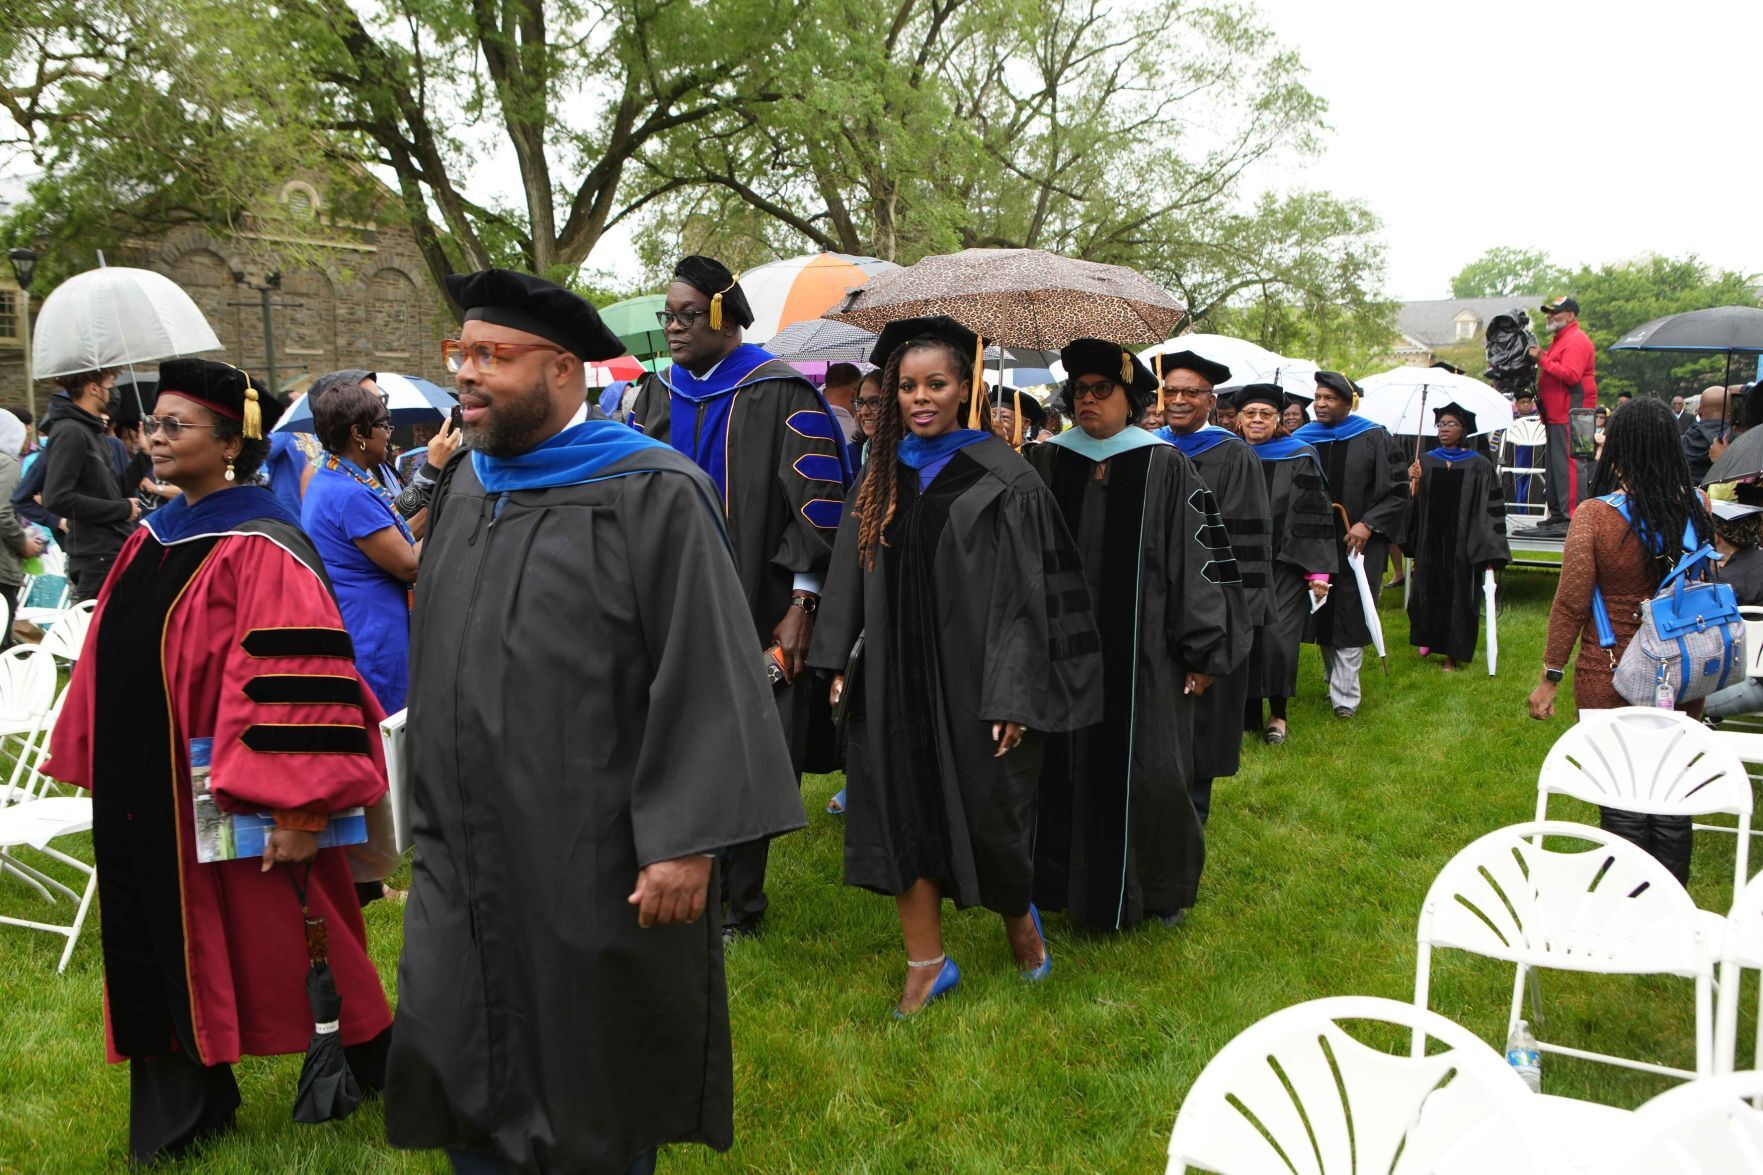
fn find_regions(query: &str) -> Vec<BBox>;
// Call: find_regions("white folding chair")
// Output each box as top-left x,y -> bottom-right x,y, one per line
0,644 -> 62,801
1415,820 -> 1717,1085
35,597 -> 96,664
1167,995 -> 1548,1175
1718,872 -> 1763,1075
15,574 -> 70,627
0,684 -> 95,973
1537,707 -> 1754,909
1617,1072 -> 1763,1173
1499,414 -> 1550,521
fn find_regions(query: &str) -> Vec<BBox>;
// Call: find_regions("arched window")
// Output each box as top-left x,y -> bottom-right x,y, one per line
280,181 -> 321,222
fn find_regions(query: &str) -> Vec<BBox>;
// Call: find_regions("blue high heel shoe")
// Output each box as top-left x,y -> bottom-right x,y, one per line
826,787 -> 847,815
892,956 -> 960,1019
1020,904 -> 1051,982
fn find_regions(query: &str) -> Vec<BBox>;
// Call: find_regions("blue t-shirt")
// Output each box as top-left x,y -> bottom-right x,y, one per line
262,433 -> 311,524
300,465 -> 411,712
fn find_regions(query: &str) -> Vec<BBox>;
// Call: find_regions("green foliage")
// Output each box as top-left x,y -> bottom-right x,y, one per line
0,573 -> 1733,1171
1566,254 -> 1761,400
1449,246 -> 1569,300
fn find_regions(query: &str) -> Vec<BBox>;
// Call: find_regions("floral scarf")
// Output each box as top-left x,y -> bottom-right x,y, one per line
322,451 -> 415,544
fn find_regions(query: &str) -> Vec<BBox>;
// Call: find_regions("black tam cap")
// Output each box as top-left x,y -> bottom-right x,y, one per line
1061,338 -> 1159,411
157,359 -> 282,439
1433,401 -> 1478,434
1232,383 -> 1288,413
1313,371 -> 1358,403
673,255 -> 754,330
1151,348 -> 1232,389
868,315 -> 981,373
990,385 -> 1047,430
445,268 -> 626,362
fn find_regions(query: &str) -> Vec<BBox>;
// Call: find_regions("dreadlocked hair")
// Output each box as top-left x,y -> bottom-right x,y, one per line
1589,395 -> 1711,587
853,337 -> 975,571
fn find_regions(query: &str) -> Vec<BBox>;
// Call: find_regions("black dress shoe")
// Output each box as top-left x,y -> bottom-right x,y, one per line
722,919 -> 762,945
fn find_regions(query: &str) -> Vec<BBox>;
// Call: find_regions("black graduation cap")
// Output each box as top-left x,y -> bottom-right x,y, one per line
1313,371 -> 1358,404
157,358 -> 284,439
1232,383 -> 1288,413
445,268 -> 626,362
673,255 -> 754,331
990,385 -> 1047,432
1150,348 -> 1232,389
1433,401 -> 1478,434
1061,338 -> 1159,413
868,315 -> 981,374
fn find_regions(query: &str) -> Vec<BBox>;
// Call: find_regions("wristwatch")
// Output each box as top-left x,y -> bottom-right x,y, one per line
1544,666 -> 1565,684
790,593 -> 818,615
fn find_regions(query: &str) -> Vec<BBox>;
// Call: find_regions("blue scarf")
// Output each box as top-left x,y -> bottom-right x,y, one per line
473,419 -> 673,492
1046,426 -> 1167,462
1293,415 -> 1382,444
145,485 -> 296,545
1427,446 -> 1479,464
1154,424 -> 1240,458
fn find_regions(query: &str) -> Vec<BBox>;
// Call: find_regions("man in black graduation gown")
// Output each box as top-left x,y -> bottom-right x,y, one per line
1406,402 -> 1509,669
629,256 -> 849,938
1025,340 -> 1233,928
386,269 -> 805,1175
1153,350 -> 1268,826
1293,372 -> 1409,718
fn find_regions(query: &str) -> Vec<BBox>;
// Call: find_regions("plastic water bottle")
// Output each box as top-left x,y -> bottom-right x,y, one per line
1654,665 -> 1675,710
1506,1020 -> 1541,1093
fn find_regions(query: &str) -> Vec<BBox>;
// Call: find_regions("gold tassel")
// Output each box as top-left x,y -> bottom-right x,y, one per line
242,379 -> 263,440
1120,351 -> 1133,386
1012,388 -> 1023,448
968,335 -> 985,430
709,271 -> 741,332
1153,352 -> 1164,417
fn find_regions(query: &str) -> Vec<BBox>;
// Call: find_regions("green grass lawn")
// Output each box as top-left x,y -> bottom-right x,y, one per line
0,568 -> 1752,1173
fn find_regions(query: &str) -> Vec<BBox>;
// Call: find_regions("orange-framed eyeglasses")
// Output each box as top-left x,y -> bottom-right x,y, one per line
441,339 -> 565,373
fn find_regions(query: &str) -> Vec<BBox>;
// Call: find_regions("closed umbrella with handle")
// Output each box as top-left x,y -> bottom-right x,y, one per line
288,868 -> 363,1124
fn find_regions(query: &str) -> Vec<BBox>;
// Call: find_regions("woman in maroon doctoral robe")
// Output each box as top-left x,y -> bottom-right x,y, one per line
46,359 -> 392,1164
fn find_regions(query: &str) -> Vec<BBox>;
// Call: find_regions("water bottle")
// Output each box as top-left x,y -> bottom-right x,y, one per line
1506,1019 -> 1541,1093
1653,664 -> 1675,710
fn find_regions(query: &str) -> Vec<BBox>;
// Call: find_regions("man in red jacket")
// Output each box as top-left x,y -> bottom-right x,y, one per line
1522,296 -> 1597,533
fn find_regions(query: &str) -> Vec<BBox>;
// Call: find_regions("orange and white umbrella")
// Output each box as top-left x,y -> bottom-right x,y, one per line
741,252 -> 898,346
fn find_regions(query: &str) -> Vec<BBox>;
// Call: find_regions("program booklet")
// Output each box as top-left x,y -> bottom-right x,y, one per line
189,737 -> 366,863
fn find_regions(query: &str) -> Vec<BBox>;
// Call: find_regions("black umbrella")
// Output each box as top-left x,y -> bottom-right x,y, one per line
1702,425 -> 1763,487
288,870 -> 363,1124
1611,305 -> 1763,432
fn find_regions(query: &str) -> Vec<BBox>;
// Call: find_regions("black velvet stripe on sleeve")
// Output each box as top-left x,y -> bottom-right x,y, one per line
241,627 -> 356,660
239,723 -> 372,755
243,674 -> 365,707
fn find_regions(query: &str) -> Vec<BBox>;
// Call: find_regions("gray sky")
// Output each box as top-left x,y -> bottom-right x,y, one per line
1252,0 -> 1763,298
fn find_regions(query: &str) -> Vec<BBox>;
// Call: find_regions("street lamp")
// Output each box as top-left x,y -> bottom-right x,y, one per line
7,248 -> 37,419
229,266 -> 284,392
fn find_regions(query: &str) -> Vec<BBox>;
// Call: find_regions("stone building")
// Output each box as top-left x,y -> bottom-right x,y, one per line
0,175 -> 455,412
1387,295 -> 1542,366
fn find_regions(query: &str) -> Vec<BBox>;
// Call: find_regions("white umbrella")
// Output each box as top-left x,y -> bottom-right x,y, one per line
1140,336 -> 1318,397
1356,367 -> 1512,438
739,252 -> 898,346
1345,549 -> 1388,673
1484,569 -> 1499,676
31,267 -> 222,378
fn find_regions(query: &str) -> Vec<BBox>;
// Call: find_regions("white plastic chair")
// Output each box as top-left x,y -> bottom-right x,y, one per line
1499,414 -> 1550,521
1741,607 -> 1763,680
35,598 -> 96,664
1718,872 -> 1763,1075
1167,995 -> 1547,1175
1415,820 -> 1717,1084
1617,1072 -> 1763,1173
0,682 -> 94,973
1537,708 -> 1754,909
0,644 -> 62,801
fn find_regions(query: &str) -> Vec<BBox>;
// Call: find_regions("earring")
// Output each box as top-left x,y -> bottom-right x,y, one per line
224,458 -> 236,482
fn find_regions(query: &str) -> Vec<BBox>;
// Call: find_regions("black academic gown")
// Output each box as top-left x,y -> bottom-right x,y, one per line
1406,450 -> 1509,662
1302,423 -> 1410,649
1170,432 -> 1267,780
1248,442 -> 1336,699
806,436 -> 1101,914
385,449 -> 807,1175
1023,439 -> 1234,926
632,363 -> 846,768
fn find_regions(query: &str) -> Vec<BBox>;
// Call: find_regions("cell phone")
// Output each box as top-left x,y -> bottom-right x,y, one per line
450,405 -> 463,432
764,644 -> 789,687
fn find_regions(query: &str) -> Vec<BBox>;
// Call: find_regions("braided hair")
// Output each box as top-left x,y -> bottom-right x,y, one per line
1589,394 -> 1711,585
852,337 -> 976,571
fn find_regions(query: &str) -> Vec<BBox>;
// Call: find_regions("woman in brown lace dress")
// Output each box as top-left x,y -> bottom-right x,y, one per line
1527,396 -> 1712,884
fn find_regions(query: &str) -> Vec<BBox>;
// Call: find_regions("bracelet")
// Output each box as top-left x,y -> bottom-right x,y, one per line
790,593 -> 818,615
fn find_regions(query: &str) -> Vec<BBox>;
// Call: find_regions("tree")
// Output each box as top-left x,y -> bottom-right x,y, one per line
1566,254 -> 1760,401
1449,246 -> 1569,300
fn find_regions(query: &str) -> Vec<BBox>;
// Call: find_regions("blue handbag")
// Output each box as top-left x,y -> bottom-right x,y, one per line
1589,494 -> 1744,706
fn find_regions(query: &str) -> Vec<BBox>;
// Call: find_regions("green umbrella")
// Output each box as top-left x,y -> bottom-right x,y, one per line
599,293 -> 668,360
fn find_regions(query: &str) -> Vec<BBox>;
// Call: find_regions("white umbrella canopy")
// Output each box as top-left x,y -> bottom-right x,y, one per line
31,267 -> 222,378
1356,366 -> 1512,437
1140,335 -> 1318,397
740,252 -> 898,347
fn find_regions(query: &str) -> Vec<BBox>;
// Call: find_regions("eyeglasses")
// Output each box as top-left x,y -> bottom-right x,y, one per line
655,309 -> 709,329
442,339 -> 565,373
1237,407 -> 1280,421
1163,384 -> 1213,400
142,415 -> 226,439
371,418 -> 393,433
1072,380 -> 1119,401
854,396 -> 886,410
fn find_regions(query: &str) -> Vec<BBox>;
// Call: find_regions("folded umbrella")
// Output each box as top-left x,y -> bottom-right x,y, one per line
289,870 -> 363,1124
1484,568 -> 1499,677
1703,427 -> 1763,487
1345,548 -> 1388,675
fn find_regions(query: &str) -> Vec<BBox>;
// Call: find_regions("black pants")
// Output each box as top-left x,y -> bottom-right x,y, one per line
1243,696 -> 1287,728
1190,777 -> 1214,827
67,553 -> 116,603
722,837 -> 770,930
1599,806 -> 1692,887
0,580 -> 17,650
1541,421 -> 1588,520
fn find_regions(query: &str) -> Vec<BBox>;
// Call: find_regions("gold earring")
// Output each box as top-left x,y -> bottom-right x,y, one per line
224,458 -> 236,482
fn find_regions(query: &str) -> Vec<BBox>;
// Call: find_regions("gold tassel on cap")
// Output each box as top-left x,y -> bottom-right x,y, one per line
968,335 -> 985,430
1012,388 -> 1023,448
242,381 -> 263,440
709,272 -> 741,332
1153,352 -> 1165,417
